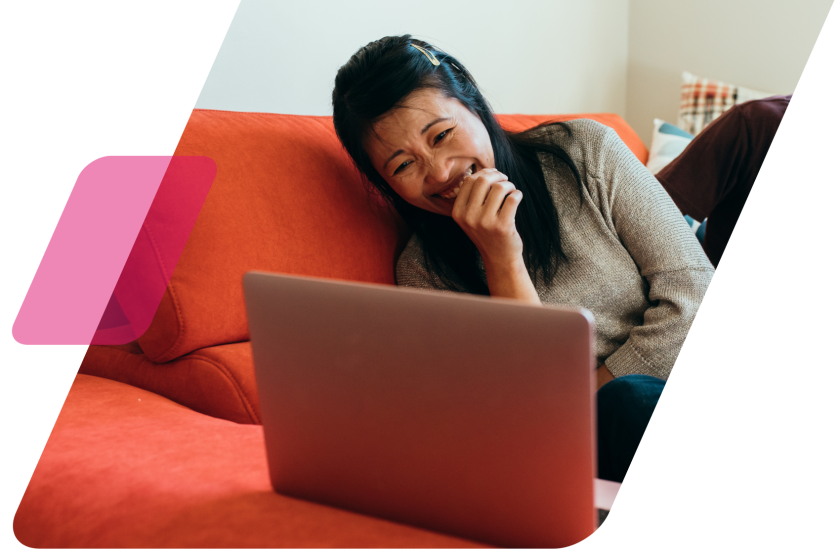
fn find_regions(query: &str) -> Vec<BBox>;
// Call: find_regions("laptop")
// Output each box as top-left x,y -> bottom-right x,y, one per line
243,271 -> 597,548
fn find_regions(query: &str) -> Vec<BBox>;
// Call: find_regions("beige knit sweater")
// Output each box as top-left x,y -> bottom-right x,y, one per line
396,119 -> 714,380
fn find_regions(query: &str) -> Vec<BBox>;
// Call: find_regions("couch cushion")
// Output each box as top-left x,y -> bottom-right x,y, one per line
14,375 -> 485,548
79,341 -> 260,424
138,111 -> 410,363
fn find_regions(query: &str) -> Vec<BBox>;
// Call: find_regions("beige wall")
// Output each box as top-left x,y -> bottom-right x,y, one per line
196,0 -> 833,143
196,0 -> 629,116
626,0 -> 833,146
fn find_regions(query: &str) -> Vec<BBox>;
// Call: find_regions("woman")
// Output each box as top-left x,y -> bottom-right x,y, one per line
332,35 -> 714,482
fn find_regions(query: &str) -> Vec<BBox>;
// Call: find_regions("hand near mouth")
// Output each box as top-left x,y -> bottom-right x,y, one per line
451,168 -> 540,304
451,167 -> 522,266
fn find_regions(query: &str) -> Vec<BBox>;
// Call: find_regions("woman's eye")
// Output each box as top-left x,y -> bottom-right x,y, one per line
434,128 -> 453,144
393,161 -> 411,176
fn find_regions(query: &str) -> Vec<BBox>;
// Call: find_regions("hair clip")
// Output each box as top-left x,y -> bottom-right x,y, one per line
409,44 -> 440,66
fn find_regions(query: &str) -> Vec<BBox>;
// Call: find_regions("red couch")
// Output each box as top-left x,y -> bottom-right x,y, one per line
14,109 -> 648,547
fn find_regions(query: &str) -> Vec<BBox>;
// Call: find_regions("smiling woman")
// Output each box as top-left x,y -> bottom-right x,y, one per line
332,35 -> 715,482
365,92 -> 494,214
333,36 -> 587,300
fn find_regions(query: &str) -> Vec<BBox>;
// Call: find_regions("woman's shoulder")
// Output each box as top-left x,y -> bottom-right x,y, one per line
395,234 -> 443,290
533,119 -> 622,192
537,119 -> 620,163
396,234 -> 475,292
396,233 -> 423,267
548,118 -> 614,137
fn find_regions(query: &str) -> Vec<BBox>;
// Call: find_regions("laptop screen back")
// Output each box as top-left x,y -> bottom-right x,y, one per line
244,271 -> 597,547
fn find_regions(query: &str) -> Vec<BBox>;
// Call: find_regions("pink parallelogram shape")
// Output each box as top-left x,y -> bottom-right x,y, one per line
13,156 -> 216,345
91,156 -> 216,344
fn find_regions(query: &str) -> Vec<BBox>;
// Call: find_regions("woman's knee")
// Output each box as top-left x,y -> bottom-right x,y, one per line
597,374 -> 666,482
598,374 -> 665,419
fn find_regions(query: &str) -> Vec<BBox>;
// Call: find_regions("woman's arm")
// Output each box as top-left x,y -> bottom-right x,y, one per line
592,124 -> 715,379
451,168 -> 540,305
396,239 -> 540,303
395,169 -> 540,304
482,257 -> 541,304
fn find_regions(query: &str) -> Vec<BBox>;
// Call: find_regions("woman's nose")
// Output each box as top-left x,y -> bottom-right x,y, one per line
424,158 -> 452,184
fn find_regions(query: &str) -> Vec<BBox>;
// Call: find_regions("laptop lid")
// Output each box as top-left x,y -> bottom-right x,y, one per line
243,271 -> 597,547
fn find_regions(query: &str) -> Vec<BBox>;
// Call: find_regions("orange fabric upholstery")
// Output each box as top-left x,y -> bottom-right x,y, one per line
84,111 -> 647,423
79,341 -> 261,424
14,375 -> 485,548
137,111 -> 410,363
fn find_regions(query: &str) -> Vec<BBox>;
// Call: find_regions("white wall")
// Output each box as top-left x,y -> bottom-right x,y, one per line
195,0 -> 629,116
626,0 -> 833,146
195,0 -> 832,145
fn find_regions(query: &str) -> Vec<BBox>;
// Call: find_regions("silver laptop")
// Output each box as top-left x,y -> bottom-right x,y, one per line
243,271 -> 597,547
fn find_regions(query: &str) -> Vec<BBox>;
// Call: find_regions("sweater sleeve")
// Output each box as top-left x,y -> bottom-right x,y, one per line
594,126 -> 715,379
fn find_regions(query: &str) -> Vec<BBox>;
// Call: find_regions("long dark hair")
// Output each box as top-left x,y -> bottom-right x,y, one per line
332,35 -> 583,294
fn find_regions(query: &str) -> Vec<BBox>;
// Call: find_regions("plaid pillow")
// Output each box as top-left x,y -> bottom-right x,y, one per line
677,71 -> 773,135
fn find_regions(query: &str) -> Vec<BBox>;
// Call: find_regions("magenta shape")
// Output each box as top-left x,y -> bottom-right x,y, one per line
13,156 -> 216,345
92,156 -> 216,345
13,157 -> 169,345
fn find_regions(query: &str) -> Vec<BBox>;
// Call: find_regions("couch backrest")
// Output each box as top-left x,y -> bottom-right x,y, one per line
137,111 -> 408,362
137,110 -> 647,363
496,113 -> 649,162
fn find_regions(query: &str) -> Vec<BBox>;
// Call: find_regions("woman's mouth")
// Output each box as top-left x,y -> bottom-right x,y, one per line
435,164 -> 475,200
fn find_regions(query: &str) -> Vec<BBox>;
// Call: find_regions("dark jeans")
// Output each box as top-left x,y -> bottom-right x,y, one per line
597,374 -> 666,483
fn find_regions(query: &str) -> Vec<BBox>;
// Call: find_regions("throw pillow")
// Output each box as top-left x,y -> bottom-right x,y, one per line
683,214 -> 707,245
677,71 -> 773,135
646,118 -> 694,175
646,118 -> 707,244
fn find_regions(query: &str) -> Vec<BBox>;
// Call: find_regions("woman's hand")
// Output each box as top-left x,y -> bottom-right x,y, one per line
452,168 -> 522,266
452,168 -> 540,304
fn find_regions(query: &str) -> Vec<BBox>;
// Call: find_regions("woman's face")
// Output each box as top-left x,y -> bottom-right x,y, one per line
365,89 -> 495,216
